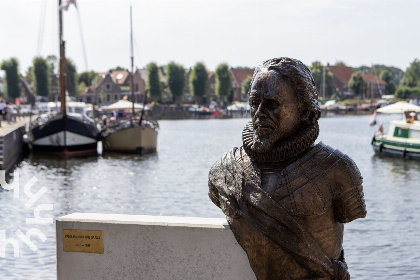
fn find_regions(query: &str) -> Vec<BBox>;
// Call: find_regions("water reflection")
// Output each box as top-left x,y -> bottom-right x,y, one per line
27,153 -> 99,171
2,116 -> 420,279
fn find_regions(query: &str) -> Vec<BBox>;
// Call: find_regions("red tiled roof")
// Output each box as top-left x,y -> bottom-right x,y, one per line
361,72 -> 386,85
328,65 -> 354,83
230,68 -> 254,87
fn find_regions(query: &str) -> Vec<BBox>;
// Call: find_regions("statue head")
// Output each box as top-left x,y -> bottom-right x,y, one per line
248,57 -> 321,153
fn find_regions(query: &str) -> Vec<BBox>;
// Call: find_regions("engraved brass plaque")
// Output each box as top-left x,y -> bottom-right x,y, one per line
63,229 -> 104,254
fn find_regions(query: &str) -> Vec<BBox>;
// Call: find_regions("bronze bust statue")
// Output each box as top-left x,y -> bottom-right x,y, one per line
208,57 -> 366,280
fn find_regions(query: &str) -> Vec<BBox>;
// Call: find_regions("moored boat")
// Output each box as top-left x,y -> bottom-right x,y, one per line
371,110 -> 420,159
26,1 -> 98,156
101,6 -> 158,154
101,119 -> 158,154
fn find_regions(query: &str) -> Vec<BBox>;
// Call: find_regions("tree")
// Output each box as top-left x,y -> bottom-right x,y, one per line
401,59 -> 420,88
395,86 -> 420,99
108,66 -> 128,72
241,75 -> 253,96
354,64 -> 404,85
334,61 -> 347,66
66,58 -> 78,97
215,63 -> 232,104
309,61 -> 334,99
78,82 -> 86,95
25,66 -> 34,86
146,62 -> 161,99
189,62 -> 208,104
33,57 -> 50,97
379,70 -> 396,95
0,58 -> 22,99
78,71 -> 97,87
348,72 -> 367,97
166,62 -> 185,104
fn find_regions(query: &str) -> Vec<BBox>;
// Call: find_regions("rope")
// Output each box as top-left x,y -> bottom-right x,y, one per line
76,8 -> 89,71
37,0 -> 48,56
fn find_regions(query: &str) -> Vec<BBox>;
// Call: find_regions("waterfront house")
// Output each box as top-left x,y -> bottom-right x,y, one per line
328,65 -> 354,98
80,70 -> 145,105
230,68 -> 254,102
360,72 -> 386,99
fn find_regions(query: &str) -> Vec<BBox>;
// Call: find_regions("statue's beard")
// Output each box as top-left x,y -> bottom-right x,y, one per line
252,131 -> 281,153
242,121 -> 319,164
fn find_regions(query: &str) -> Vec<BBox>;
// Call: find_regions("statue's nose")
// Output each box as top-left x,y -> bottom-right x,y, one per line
255,103 -> 267,118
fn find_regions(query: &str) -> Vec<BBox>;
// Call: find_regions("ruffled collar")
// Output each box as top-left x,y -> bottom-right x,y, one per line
242,121 -> 319,164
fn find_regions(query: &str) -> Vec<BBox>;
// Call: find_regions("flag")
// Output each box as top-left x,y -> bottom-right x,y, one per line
369,111 -> 377,126
60,0 -> 77,11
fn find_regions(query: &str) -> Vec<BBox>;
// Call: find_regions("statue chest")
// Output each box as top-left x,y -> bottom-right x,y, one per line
260,169 -> 333,217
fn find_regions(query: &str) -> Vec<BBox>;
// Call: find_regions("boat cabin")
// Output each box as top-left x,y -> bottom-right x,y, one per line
384,111 -> 420,142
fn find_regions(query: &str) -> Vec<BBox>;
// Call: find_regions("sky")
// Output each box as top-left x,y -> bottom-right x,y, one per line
1,0 -> 419,75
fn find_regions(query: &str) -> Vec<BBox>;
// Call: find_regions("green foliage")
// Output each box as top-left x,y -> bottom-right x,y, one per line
25,66 -> 34,86
66,58 -> 77,96
146,62 -> 162,98
354,65 -> 404,85
309,61 -> 334,98
334,61 -> 347,66
1,57 -> 22,98
166,62 -> 185,101
189,62 -> 208,100
215,63 -> 232,99
379,70 -> 396,95
33,57 -> 50,97
78,71 -> 97,87
241,75 -> 253,96
395,86 -> 420,99
348,72 -> 367,97
109,66 -> 128,72
401,59 -> 420,88
78,82 -> 86,95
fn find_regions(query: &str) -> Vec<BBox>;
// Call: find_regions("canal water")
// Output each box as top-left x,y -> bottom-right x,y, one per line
1,114 -> 419,279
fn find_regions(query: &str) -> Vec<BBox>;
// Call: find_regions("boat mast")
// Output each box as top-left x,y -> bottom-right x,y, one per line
322,65 -> 326,100
59,0 -> 67,117
130,5 -> 135,125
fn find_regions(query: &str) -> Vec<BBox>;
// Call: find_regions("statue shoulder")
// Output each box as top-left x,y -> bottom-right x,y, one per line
208,147 -> 245,218
317,143 -> 366,223
209,147 -> 241,177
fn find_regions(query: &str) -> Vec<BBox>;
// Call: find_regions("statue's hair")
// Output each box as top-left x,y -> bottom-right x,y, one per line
250,57 -> 321,124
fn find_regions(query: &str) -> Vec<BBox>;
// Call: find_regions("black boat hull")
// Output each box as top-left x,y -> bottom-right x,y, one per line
30,115 -> 98,156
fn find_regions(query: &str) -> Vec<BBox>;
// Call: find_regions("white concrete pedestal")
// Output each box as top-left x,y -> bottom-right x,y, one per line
56,213 -> 256,280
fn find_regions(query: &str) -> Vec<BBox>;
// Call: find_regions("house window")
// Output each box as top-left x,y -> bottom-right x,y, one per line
135,83 -> 138,92
107,94 -> 111,102
87,97 -> 91,103
114,94 -> 118,101
105,83 -> 112,91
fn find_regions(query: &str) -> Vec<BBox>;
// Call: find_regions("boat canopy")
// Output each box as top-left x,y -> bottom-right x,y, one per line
376,101 -> 420,114
102,100 -> 144,111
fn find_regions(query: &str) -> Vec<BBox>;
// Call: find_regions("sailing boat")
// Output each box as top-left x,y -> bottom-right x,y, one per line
27,0 -> 98,156
101,6 -> 158,154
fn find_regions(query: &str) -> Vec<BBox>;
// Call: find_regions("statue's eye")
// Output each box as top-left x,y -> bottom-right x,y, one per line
266,100 -> 279,110
250,99 -> 260,108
